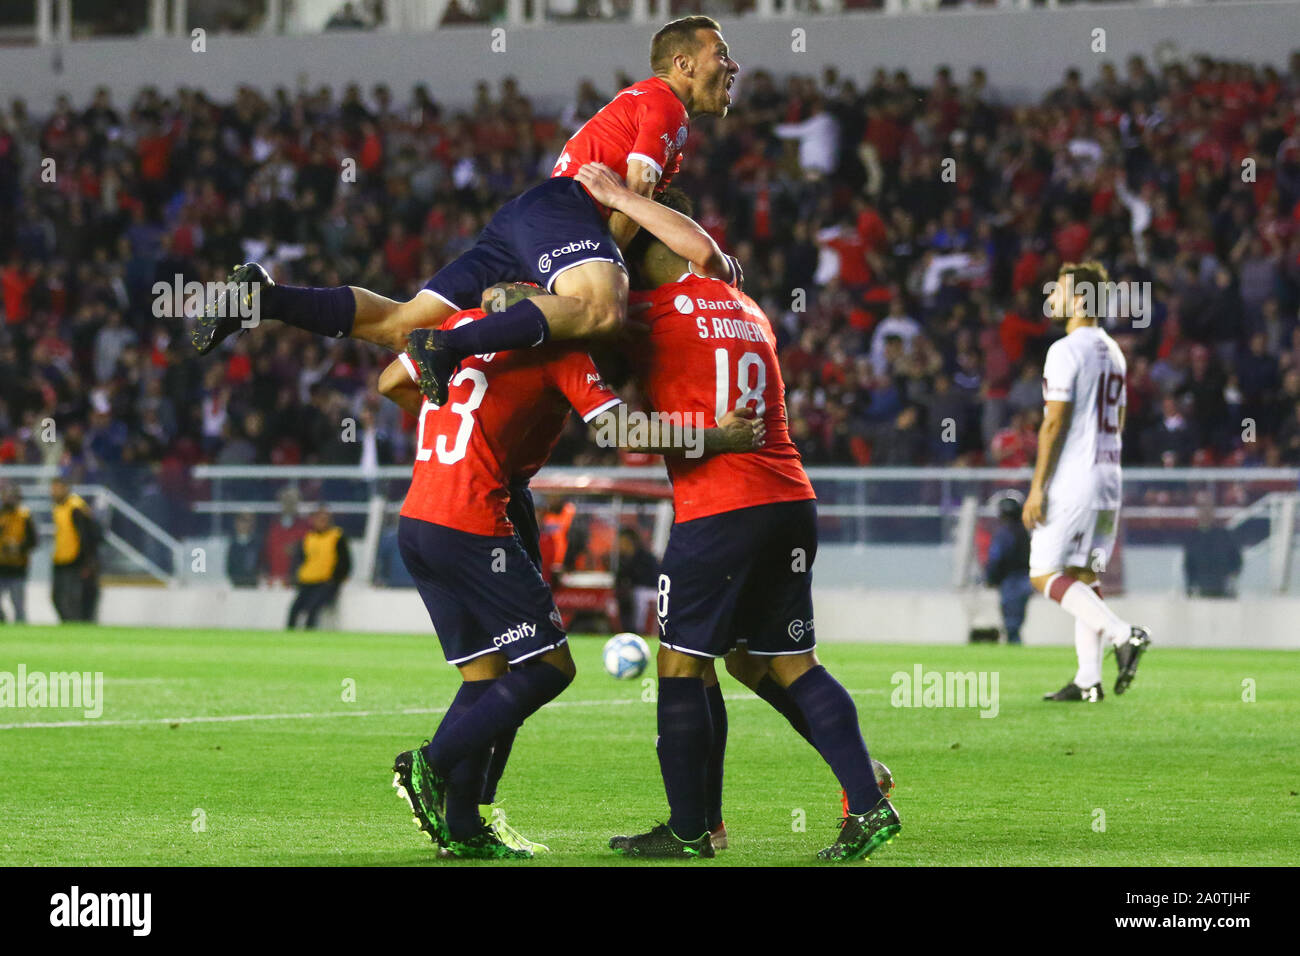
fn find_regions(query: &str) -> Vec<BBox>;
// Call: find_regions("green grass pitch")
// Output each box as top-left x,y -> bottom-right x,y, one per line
1,624 -> 1297,866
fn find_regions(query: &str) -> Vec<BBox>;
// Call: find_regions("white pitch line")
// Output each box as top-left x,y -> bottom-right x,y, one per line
0,689 -> 879,731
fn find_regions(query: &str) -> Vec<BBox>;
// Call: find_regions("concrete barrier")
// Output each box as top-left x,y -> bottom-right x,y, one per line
10,582 -> 1297,649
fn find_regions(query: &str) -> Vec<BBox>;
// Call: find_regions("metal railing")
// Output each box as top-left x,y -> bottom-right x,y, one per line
3,463 -> 1296,592
0,467 -> 186,584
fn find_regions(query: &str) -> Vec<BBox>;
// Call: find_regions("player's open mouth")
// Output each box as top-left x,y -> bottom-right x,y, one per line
724,76 -> 734,103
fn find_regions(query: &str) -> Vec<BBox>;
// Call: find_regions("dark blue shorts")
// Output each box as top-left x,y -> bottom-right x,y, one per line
423,177 -> 626,310
656,499 -> 819,659
505,480 -> 542,571
398,515 -> 566,666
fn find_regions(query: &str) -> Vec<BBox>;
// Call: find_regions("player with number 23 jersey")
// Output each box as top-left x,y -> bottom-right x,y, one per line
397,308 -> 620,664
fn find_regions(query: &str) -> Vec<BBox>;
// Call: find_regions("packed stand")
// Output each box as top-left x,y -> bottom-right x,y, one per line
3,51 -> 1300,488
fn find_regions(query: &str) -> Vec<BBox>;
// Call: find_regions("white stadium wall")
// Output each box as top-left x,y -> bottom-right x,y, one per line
1,3 -> 1298,113
13,582 -> 1300,649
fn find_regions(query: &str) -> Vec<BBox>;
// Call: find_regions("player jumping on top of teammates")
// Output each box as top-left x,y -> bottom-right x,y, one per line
1024,261 -> 1151,703
567,163 -> 900,862
378,300 -> 762,859
193,16 -> 740,404
488,174 -> 896,851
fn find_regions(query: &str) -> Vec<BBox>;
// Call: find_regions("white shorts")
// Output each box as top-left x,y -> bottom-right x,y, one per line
1029,501 -> 1119,576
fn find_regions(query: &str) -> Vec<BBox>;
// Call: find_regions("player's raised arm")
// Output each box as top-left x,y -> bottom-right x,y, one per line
1023,399 -> 1072,530
588,405 -> 764,458
576,162 -> 737,284
606,158 -> 660,250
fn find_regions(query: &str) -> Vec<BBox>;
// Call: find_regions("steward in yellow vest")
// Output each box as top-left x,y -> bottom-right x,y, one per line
0,483 -> 38,624
49,478 -> 100,623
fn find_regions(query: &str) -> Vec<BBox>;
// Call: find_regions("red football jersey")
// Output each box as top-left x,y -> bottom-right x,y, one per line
630,275 -> 816,523
399,310 -> 621,537
551,77 -> 689,210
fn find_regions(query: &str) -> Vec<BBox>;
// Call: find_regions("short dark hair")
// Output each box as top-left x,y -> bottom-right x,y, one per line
650,16 -> 722,75
625,187 -> 693,274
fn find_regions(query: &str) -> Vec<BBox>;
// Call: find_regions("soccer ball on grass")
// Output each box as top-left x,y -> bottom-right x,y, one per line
603,633 -> 650,679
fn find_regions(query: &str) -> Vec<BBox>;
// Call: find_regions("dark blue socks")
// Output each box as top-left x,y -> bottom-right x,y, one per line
431,680 -> 494,841
656,676 -> 713,840
786,665 -> 884,815
435,298 -> 549,355
480,724 -> 519,805
423,662 -> 571,779
754,674 -> 817,749
262,284 -> 356,339
704,682 -> 727,832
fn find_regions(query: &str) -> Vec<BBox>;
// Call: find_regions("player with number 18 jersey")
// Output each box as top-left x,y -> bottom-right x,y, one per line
630,273 -> 815,659
632,273 -> 814,522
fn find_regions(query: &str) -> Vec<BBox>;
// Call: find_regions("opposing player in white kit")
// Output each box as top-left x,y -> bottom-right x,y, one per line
1022,262 -> 1151,702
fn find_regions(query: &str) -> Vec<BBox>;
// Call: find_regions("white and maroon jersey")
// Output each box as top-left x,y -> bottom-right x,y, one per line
1041,325 -> 1127,510
551,77 -> 690,213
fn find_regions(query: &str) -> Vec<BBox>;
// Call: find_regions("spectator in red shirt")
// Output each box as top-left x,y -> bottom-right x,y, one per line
999,289 -> 1051,364
1051,207 -> 1091,262
383,222 -> 423,287
990,408 -> 1041,468
1,257 -> 35,324
137,119 -> 172,183
263,487 -> 312,586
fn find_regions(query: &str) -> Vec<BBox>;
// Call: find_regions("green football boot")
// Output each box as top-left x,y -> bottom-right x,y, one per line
392,746 -> 449,847
443,820 -> 534,860
817,797 -> 901,862
609,823 -> 715,859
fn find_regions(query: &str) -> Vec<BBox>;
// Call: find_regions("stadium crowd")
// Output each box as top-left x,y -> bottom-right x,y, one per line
3,51 -> 1300,482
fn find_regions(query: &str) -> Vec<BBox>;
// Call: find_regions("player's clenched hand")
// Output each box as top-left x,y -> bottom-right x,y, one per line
725,254 -> 744,291
717,407 -> 765,451
1022,487 -> 1045,531
575,162 -> 633,209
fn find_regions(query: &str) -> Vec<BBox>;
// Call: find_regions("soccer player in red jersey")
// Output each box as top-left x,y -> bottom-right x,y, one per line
195,17 -> 740,404
381,303 -> 761,859
573,168 -> 902,862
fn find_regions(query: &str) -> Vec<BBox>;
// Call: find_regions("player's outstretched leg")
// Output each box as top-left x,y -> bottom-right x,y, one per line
768,652 -> 900,862
417,259 -> 628,405
194,262 -> 453,355
195,263 -> 357,352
